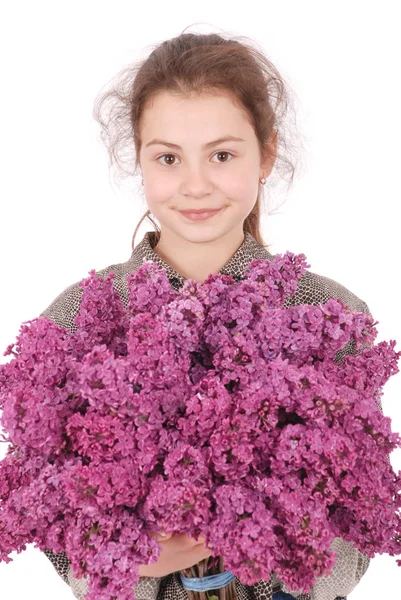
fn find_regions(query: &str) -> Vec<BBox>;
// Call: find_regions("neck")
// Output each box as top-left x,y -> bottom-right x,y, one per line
153,228 -> 246,284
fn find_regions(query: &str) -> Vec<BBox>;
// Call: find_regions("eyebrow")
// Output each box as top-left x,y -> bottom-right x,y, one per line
145,136 -> 246,150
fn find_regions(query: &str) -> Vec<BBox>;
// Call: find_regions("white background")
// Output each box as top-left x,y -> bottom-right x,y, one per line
1,1 -> 400,599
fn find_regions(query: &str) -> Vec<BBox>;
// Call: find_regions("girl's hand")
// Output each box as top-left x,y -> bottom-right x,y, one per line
138,531 -> 213,578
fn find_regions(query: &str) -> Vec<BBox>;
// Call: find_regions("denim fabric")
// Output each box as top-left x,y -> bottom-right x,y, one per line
272,593 -> 298,600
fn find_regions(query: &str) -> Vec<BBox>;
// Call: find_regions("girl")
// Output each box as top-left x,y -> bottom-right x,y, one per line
40,26 -> 373,600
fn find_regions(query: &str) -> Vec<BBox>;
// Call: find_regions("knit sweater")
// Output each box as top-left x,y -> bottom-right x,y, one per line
39,230 -> 375,600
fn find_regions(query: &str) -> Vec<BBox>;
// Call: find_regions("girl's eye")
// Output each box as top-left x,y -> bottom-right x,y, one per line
156,151 -> 234,166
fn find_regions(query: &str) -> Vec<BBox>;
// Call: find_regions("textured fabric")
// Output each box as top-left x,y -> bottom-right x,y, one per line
39,230 -> 379,600
64,569 -> 163,600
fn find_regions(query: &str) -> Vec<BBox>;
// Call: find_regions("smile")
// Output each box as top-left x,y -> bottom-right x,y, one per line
178,208 -> 223,221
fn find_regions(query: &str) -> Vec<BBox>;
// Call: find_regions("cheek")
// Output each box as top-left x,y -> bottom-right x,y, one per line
144,183 -> 174,209
229,169 -> 258,194
231,178 -> 259,209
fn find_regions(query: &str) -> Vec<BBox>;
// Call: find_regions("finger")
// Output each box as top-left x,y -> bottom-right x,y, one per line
155,531 -> 173,541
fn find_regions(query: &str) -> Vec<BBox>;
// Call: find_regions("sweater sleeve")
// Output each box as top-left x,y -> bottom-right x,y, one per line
39,282 -> 164,600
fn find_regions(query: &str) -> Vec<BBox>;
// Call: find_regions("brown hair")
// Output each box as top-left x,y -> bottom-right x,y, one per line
92,23 -> 305,254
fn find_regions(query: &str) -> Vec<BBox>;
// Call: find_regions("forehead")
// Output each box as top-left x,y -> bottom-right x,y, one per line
141,91 -> 252,134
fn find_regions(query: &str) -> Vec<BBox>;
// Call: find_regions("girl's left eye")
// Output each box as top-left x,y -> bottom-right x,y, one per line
156,151 -> 234,165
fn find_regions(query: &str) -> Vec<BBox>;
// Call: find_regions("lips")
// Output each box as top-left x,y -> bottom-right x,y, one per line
179,209 -> 221,214
178,208 -> 222,221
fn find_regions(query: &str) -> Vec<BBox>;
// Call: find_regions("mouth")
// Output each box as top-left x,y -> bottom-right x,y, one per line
178,207 -> 223,221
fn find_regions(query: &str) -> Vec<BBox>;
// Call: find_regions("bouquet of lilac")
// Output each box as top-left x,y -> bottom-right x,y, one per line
1,251 -> 401,600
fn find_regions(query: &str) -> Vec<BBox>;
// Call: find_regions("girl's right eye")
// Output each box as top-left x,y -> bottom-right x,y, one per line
157,154 -> 177,165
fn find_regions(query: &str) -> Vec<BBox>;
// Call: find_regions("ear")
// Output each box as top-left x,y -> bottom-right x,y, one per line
260,129 -> 278,179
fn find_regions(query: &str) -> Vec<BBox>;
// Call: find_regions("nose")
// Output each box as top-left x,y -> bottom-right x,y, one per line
181,169 -> 212,194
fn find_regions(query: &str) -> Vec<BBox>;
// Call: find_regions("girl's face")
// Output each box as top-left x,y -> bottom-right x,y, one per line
138,91 -> 275,245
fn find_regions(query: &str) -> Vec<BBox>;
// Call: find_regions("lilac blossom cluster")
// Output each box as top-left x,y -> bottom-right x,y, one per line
0,251 -> 401,600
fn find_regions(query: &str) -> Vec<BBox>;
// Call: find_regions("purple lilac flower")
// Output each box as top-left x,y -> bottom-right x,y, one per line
0,252 -> 400,599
